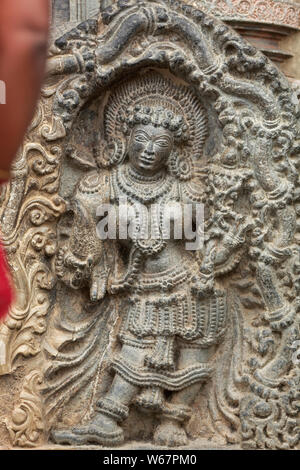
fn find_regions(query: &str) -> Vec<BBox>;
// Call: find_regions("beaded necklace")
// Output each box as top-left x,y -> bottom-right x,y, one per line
113,165 -> 174,205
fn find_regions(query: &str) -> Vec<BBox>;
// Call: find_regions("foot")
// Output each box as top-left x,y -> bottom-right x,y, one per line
153,419 -> 188,447
51,413 -> 124,446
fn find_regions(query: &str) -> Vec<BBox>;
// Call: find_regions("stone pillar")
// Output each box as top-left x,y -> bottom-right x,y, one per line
69,0 -> 82,21
52,0 -> 70,24
69,0 -> 99,21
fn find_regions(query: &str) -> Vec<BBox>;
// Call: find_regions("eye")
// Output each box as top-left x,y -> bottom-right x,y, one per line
155,138 -> 171,148
134,133 -> 148,143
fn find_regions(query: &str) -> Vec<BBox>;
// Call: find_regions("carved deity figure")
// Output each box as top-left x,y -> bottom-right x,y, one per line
47,74 -> 251,447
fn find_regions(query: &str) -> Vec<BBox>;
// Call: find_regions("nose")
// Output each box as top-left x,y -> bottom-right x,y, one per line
144,140 -> 154,155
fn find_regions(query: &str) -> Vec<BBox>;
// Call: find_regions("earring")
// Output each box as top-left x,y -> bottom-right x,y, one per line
96,137 -> 126,168
167,150 -> 193,181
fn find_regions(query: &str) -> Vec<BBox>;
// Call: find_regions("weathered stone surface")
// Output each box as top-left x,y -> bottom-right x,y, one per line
50,1 -> 300,77
0,0 -> 300,450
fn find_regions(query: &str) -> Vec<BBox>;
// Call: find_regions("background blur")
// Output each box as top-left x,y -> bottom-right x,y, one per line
51,0 -> 100,38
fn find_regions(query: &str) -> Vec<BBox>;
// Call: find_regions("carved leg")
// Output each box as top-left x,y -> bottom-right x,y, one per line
51,374 -> 138,445
51,344 -> 143,446
51,374 -> 139,446
154,346 -> 215,447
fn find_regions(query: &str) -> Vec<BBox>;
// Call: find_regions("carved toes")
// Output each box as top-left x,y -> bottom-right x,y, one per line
153,421 -> 188,447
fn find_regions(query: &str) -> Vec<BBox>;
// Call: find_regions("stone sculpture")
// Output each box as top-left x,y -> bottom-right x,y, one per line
0,0 -> 299,450
48,72 -> 255,446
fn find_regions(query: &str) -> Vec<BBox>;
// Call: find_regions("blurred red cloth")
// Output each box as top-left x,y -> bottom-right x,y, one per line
0,239 -> 13,319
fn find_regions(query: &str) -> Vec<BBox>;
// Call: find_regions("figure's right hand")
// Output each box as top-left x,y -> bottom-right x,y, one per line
55,247 -> 93,289
64,252 -> 92,271
90,264 -> 107,302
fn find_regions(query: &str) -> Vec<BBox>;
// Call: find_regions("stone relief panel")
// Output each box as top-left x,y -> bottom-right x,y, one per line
0,0 -> 300,449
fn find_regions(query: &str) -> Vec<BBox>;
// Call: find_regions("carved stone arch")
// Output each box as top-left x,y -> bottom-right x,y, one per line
47,1 -> 298,192
1,0 -> 300,450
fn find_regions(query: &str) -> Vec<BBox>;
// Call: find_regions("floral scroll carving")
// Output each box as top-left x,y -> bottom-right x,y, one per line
5,371 -> 44,448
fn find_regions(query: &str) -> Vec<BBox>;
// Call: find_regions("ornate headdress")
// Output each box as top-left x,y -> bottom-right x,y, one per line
98,72 -> 208,173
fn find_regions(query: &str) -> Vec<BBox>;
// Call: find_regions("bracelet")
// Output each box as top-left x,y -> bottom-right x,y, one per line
0,168 -> 10,182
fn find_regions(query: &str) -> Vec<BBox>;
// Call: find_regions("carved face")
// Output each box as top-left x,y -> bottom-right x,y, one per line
128,124 -> 174,174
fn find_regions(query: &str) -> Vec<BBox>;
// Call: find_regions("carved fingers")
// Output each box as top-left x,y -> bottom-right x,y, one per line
56,247 -> 94,289
64,252 -> 91,270
90,265 -> 107,303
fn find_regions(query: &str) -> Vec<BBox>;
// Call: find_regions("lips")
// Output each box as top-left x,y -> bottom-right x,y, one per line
139,154 -> 155,166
